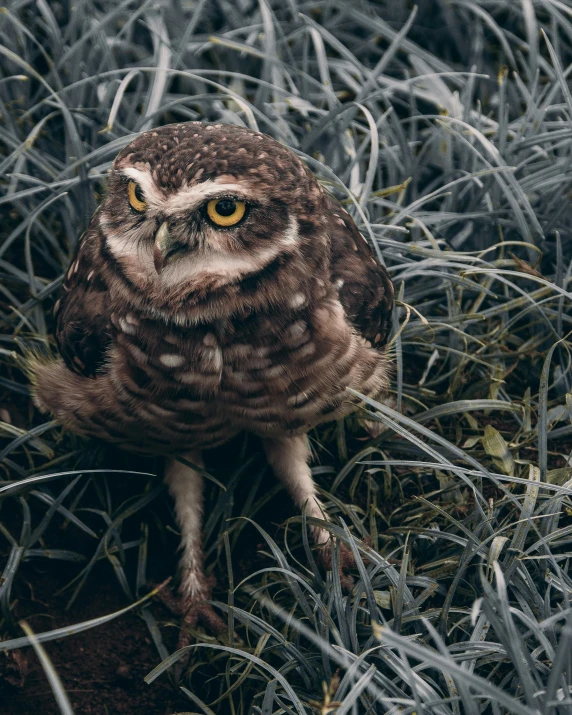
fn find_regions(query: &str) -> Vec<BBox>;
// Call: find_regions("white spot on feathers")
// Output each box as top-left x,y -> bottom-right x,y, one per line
124,313 -> 139,326
119,317 -> 136,334
159,353 -> 186,368
289,292 -> 306,309
294,342 -> 316,359
260,364 -> 286,379
126,343 -> 148,364
203,347 -> 223,372
285,321 -> 306,340
178,371 -> 202,384
203,333 -> 217,347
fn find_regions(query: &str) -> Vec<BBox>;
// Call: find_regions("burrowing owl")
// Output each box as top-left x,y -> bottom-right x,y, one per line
31,122 -> 394,640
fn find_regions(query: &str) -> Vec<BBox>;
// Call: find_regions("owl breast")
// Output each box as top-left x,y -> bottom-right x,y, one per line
93,296 -> 388,455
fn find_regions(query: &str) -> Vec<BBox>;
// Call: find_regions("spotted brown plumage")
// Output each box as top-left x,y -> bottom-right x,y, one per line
54,224 -> 111,377
327,194 -> 394,347
32,121 -> 394,643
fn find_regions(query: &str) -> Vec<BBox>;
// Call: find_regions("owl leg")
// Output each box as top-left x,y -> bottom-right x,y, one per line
262,434 -> 329,545
163,453 -> 226,646
262,435 -> 356,589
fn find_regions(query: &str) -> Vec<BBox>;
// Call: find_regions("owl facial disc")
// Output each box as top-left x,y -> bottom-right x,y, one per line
103,123 -> 324,293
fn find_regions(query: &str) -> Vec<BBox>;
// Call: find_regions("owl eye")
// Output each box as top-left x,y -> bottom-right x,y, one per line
206,198 -> 247,227
128,181 -> 147,212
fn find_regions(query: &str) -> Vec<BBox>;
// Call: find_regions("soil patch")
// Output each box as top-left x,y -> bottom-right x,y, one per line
0,565 -> 190,715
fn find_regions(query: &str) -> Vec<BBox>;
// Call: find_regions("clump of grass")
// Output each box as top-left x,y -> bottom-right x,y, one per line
1,0 -> 572,713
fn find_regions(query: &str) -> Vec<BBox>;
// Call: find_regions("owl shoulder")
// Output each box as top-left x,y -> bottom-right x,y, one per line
54,225 -> 112,377
325,195 -> 394,347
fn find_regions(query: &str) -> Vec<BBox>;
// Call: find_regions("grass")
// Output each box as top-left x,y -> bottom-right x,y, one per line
1,0 -> 572,712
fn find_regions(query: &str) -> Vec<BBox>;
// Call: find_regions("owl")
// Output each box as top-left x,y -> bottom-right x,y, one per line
31,122 -> 394,643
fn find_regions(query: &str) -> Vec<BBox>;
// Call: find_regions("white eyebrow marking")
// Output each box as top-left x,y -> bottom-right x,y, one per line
163,181 -> 250,213
119,168 -> 250,214
121,167 -> 165,205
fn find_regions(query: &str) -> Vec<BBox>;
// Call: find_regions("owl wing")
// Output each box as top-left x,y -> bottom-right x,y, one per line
327,198 -> 394,347
54,227 -> 112,377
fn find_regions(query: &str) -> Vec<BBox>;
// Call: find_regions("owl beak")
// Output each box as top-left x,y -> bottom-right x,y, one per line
153,222 -> 183,274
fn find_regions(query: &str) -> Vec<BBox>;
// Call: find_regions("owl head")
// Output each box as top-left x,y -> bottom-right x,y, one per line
98,122 -> 330,304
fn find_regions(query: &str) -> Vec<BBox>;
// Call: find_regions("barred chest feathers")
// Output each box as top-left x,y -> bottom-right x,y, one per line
52,276 -> 388,454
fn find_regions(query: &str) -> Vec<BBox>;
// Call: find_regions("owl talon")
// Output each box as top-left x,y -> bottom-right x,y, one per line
316,540 -> 358,593
153,579 -> 184,615
179,598 -> 227,640
153,578 -> 226,643
164,595 -> 225,681
363,395 -> 398,437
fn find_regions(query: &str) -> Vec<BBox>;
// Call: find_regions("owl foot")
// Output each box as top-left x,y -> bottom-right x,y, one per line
316,540 -> 357,592
154,576 -> 226,680
179,593 -> 227,641
362,394 -> 399,437
155,576 -> 226,644
179,596 -> 226,679
363,419 -> 386,438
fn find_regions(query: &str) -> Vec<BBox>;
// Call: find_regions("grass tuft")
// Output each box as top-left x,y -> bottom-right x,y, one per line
1,0 -> 572,713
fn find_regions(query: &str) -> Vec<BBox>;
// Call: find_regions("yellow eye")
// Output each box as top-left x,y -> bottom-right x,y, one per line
206,198 -> 246,227
128,181 -> 147,212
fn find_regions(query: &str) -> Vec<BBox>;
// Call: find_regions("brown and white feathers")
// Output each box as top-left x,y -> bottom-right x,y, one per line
30,121 -> 395,635
33,121 -> 394,454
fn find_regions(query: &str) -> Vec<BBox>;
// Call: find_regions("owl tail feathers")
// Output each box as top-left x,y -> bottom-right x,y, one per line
24,351 -> 94,432
17,342 -> 56,413
24,351 -> 69,416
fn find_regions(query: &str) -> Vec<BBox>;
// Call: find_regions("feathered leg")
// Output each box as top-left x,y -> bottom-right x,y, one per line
262,434 -> 329,545
163,453 -> 226,645
262,434 -> 355,589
